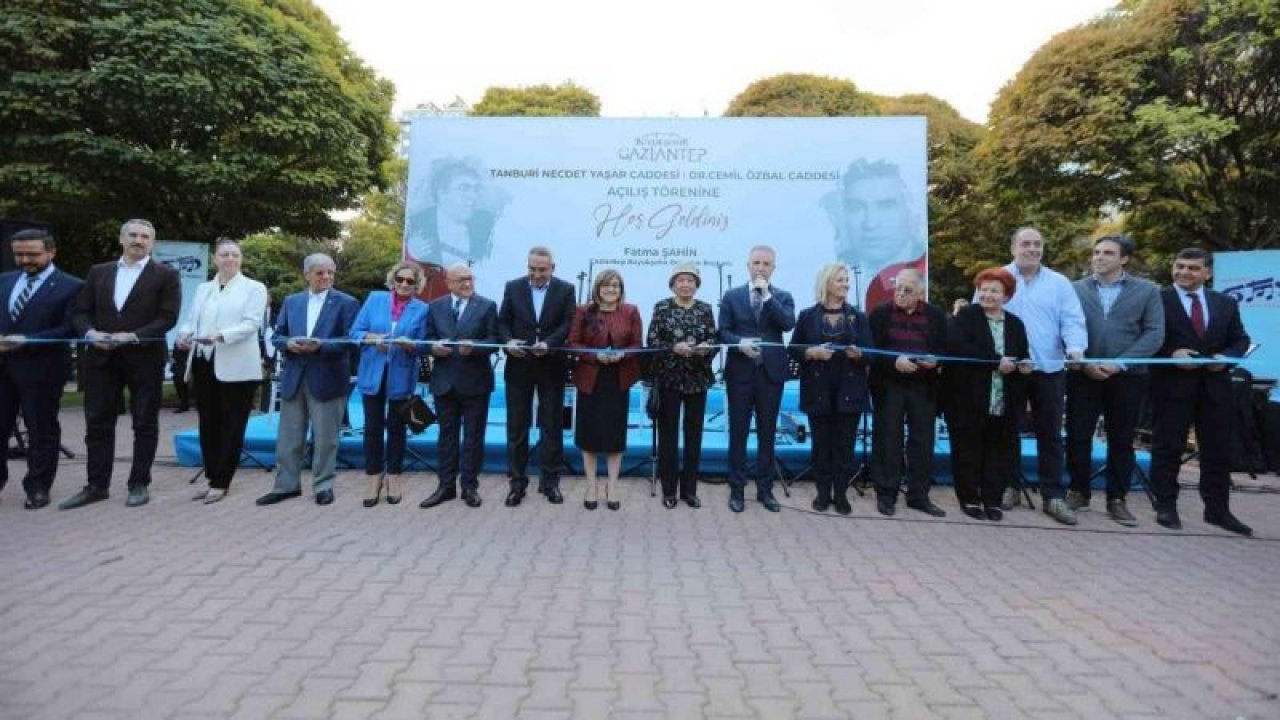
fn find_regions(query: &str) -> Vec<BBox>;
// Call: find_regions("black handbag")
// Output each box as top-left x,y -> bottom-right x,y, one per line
644,382 -> 660,420
396,394 -> 436,434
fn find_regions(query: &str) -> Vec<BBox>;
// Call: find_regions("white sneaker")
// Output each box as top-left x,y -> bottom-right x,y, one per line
203,488 -> 227,504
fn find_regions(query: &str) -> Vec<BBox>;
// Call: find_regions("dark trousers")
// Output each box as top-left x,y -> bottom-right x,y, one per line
726,369 -> 783,492
1066,372 -> 1146,501
1149,377 -> 1233,514
871,381 -> 936,502
950,412 -> 1017,509
435,390 -> 490,491
0,371 -> 64,496
657,388 -> 707,499
361,370 -> 408,476
505,368 -> 565,491
83,352 -> 164,491
1013,370 -> 1066,499
192,356 -> 258,489
808,411 -> 858,502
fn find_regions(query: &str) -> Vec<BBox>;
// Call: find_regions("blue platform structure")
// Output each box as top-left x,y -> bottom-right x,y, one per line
173,381 -> 1150,490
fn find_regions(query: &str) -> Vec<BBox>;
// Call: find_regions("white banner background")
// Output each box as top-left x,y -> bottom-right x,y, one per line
403,117 -> 927,324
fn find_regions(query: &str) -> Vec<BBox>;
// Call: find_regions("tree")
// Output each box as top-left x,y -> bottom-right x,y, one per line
470,82 -> 601,116
337,157 -> 406,302
873,94 -> 998,304
724,74 -> 880,117
238,232 -> 320,309
0,0 -> 396,273
980,0 -> 1280,272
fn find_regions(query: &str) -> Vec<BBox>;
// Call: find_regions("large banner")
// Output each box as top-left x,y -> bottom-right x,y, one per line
1216,250 -> 1280,392
403,117 -> 927,320
154,240 -> 209,348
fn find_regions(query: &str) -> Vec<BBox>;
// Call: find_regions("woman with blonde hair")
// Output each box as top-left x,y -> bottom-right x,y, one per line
788,263 -> 872,514
178,237 -> 269,504
351,261 -> 430,506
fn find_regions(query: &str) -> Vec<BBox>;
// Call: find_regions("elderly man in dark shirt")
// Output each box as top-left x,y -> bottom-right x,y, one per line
867,268 -> 949,517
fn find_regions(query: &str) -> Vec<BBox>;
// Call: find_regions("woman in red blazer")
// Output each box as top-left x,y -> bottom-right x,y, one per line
568,269 -> 643,510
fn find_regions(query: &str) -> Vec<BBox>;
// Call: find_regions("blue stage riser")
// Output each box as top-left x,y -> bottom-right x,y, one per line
174,383 -> 1150,487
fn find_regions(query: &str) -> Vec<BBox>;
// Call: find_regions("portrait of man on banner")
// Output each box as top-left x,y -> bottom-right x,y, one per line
822,158 -> 928,310
404,157 -> 509,270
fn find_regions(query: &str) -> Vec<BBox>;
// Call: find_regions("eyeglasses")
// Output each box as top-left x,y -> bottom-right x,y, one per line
393,276 -> 417,285
451,276 -> 474,284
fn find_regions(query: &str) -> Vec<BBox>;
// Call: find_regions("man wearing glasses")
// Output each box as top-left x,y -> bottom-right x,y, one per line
421,263 -> 499,509
867,268 -> 949,518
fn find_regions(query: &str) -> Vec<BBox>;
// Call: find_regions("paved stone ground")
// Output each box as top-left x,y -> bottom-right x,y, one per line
1,406 -> 1278,720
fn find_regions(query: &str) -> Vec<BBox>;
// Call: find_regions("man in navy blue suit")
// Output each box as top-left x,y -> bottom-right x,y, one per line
421,263 -> 499,510
0,229 -> 83,509
1149,247 -> 1252,536
257,254 -> 359,507
718,245 -> 796,513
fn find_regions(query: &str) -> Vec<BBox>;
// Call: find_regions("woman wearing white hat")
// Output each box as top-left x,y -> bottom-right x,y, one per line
646,263 -> 719,508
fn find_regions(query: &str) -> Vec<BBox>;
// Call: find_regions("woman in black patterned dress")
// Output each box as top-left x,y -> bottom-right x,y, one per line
647,263 -> 719,508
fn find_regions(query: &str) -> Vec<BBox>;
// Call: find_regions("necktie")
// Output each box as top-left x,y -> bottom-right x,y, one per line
453,300 -> 462,321
750,289 -> 763,319
10,275 -> 34,322
1189,292 -> 1205,338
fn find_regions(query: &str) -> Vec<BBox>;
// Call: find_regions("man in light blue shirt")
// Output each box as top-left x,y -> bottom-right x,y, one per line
998,227 -> 1087,524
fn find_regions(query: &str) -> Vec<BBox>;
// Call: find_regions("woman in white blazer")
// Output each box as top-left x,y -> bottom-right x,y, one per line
177,238 -> 269,504
351,261 -> 430,506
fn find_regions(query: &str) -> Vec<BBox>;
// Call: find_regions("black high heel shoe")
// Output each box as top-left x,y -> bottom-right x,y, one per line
363,474 -> 384,508
607,500 -> 621,511
584,500 -> 598,510
385,474 -> 402,505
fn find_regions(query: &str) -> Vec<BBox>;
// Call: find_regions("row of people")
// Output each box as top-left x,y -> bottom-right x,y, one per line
0,224 -> 1253,536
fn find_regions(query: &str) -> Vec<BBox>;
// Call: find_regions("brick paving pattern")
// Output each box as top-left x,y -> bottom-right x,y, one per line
1,407 -> 1277,719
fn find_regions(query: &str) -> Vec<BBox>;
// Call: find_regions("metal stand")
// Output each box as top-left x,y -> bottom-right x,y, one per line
1087,461 -> 1155,508
851,410 -> 874,496
187,447 -> 274,484
771,411 -> 810,496
8,412 -> 75,461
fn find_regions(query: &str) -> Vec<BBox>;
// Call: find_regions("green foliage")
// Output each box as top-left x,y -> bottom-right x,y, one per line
470,82 -> 601,116
724,74 -> 880,117
238,232 -> 320,308
981,0 -> 1280,271
874,94 -> 999,304
336,157 -> 406,302
0,0 -> 396,274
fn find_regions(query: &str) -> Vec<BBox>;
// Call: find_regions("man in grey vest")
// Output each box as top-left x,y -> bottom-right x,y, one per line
1064,235 -> 1164,525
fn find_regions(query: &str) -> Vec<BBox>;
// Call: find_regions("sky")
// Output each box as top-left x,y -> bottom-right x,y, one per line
312,0 -> 1117,123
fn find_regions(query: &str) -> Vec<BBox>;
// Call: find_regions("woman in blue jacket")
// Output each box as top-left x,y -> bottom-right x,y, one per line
788,263 -> 872,514
352,262 -> 430,506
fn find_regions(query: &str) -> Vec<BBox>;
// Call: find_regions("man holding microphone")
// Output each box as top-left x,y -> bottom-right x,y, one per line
718,245 -> 796,513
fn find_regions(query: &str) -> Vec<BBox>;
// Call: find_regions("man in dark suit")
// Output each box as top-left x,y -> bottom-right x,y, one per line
1149,247 -> 1252,535
867,268 -> 949,518
718,245 -> 796,513
1065,235 -> 1164,526
421,262 -> 499,509
497,246 -> 577,507
0,229 -> 83,509
257,254 -> 359,507
61,219 -> 180,509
